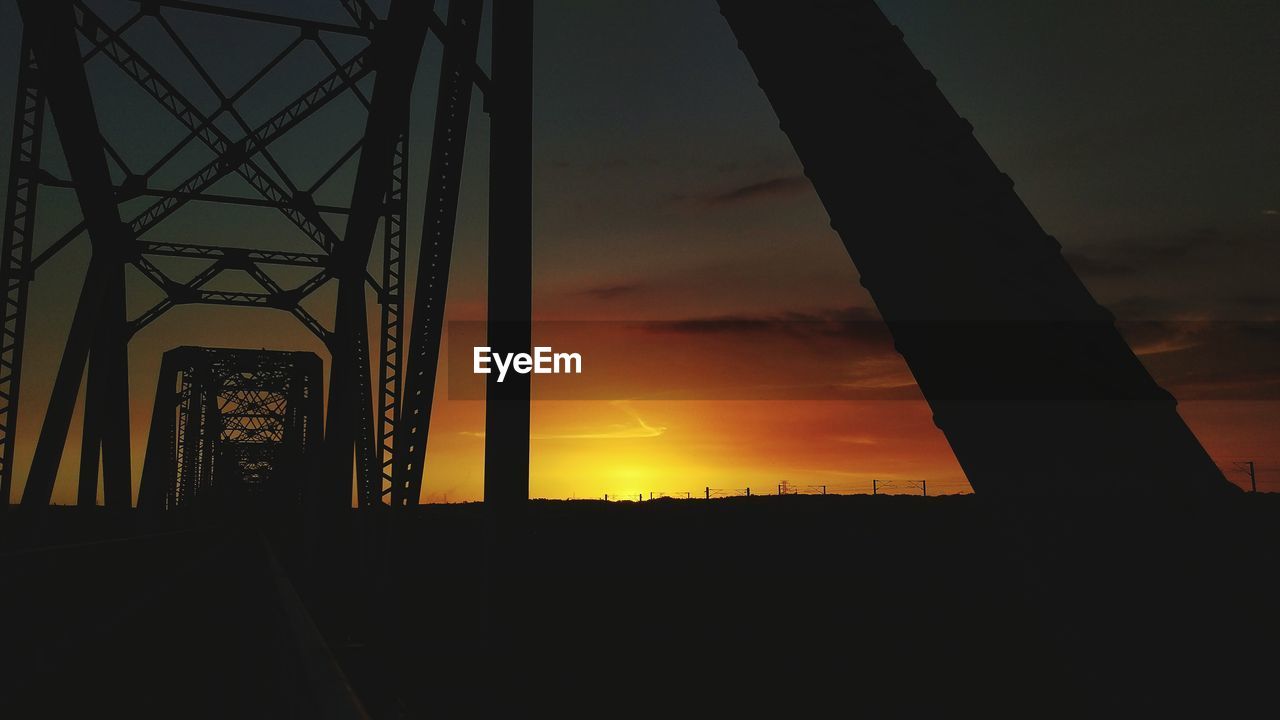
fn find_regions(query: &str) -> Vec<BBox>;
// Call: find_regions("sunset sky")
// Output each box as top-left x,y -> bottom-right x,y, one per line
1,0 -> 1277,503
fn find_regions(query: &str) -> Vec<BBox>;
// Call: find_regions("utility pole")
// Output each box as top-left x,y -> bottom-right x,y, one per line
922,479 -> 928,497
1232,461 -> 1258,492
705,487 -> 710,499
872,478 -> 878,496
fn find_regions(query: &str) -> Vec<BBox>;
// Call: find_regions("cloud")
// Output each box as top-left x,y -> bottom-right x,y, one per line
576,282 -> 647,301
835,435 -> 879,446
1066,225 -> 1280,282
682,174 -> 811,208
1117,319 -> 1280,400
1105,295 -> 1177,319
643,306 -> 916,395
642,306 -> 1280,402
1123,320 -> 1209,356
1064,228 -> 1218,279
532,403 -> 668,440
646,305 -> 884,342
462,402 -> 668,441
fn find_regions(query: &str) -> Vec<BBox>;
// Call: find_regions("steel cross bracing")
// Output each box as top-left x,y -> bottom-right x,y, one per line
390,0 -> 486,508
5,0 -> 450,509
139,347 -> 321,511
66,0 -> 361,341
373,131 -> 408,506
21,0 -> 374,344
322,0 -> 431,512
0,42 -> 45,507
4,0 -> 487,511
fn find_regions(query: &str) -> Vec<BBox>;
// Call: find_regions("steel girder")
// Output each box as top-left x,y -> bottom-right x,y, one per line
7,0 -> 489,513
483,0 -> 535,513
0,41 -> 45,507
16,0 -> 133,509
390,0 -> 487,507
8,1 -> 416,509
324,0 -> 432,511
138,346 -> 322,511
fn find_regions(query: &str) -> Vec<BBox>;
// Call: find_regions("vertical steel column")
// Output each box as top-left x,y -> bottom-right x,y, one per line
374,131 -> 408,506
484,0 -> 534,512
177,367 -> 202,506
77,267 -> 132,509
138,351 -> 182,511
323,0 -> 431,513
391,0 -> 485,508
18,0 -> 134,508
296,354 -> 325,504
77,356 -> 102,506
197,367 -> 220,499
0,40 -> 45,509
482,3 -> 533,687
90,267 -> 134,508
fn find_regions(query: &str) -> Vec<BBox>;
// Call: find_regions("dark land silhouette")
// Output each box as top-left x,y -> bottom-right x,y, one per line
3,495 -> 1280,717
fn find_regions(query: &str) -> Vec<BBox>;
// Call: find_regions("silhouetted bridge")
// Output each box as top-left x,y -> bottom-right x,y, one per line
0,0 -> 1257,716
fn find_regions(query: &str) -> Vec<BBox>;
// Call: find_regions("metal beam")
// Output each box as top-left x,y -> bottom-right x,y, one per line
0,40 -> 45,508
376,131 -> 408,502
78,263 -> 132,509
392,0 -> 486,507
17,0 -> 132,508
242,263 -> 332,341
30,174 -> 354,217
340,0 -> 378,32
123,0 -> 371,37
717,0 -> 1232,495
125,259 -> 333,344
325,0 -> 432,511
127,262 -> 222,338
139,242 -> 328,268
483,0 -> 534,513
73,2 -> 358,253
137,351 -> 181,510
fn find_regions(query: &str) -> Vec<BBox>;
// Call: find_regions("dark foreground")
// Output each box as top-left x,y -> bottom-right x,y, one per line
3,494 -> 1279,717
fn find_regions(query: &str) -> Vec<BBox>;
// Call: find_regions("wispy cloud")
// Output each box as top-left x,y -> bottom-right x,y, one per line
461,402 -> 667,441
1064,229 -> 1214,279
1062,225 -> 1280,282
1120,320 -> 1280,400
646,305 -> 883,341
576,282 -> 647,301
677,174 -> 811,208
643,306 -> 917,395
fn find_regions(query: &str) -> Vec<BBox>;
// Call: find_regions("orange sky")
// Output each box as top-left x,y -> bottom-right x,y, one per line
10,209 -> 1277,505
2,1 -> 1276,505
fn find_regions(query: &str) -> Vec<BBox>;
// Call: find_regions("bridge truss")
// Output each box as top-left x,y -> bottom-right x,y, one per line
138,346 -> 323,511
2,0 -> 1231,517
2,0 -> 491,512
